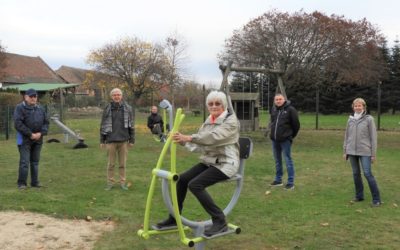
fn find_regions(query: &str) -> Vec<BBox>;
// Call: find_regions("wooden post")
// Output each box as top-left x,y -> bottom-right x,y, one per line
316,85 -> 319,130
377,81 -> 381,130
203,84 -> 206,122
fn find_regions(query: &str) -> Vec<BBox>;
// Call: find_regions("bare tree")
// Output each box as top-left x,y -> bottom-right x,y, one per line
177,80 -> 203,110
86,37 -> 170,105
165,31 -> 190,106
220,10 -> 386,91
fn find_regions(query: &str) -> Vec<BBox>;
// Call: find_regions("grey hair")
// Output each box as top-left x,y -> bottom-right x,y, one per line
110,88 -> 123,96
206,90 -> 227,110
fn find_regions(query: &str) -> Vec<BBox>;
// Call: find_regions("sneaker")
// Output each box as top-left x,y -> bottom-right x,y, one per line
203,220 -> 228,237
270,181 -> 283,187
31,184 -> 45,188
18,185 -> 27,190
120,184 -> 129,191
350,197 -> 364,203
284,183 -> 295,190
155,217 -> 177,229
104,184 -> 113,191
371,201 -> 382,207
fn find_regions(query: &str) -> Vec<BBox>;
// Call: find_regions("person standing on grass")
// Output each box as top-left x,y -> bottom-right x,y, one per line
13,88 -> 49,190
343,98 -> 381,207
100,88 -> 134,191
269,93 -> 300,190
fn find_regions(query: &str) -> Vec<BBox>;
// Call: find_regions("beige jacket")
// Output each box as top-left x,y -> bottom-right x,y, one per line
185,110 -> 240,178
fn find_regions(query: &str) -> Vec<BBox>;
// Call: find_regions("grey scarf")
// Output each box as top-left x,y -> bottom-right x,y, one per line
101,101 -> 132,134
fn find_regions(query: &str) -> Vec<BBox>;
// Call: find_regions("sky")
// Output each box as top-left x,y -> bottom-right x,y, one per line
1,0 -> 399,86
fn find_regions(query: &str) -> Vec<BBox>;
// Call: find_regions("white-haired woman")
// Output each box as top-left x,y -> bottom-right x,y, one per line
155,90 -> 240,236
343,98 -> 381,207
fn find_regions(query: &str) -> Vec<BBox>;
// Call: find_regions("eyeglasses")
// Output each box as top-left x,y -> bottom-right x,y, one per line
207,101 -> 221,107
29,95 -> 37,98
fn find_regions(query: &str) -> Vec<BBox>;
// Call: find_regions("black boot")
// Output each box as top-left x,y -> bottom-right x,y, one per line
204,218 -> 228,236
155,215 -> 177,229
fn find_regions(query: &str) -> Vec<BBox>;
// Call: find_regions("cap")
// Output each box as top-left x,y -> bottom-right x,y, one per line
25,88 -> 37,97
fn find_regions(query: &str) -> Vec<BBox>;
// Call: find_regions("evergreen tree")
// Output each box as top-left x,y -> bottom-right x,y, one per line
388,39 -> 400,114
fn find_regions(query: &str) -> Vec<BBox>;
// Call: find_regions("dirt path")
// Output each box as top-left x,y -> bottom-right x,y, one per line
0,211 -> 114,250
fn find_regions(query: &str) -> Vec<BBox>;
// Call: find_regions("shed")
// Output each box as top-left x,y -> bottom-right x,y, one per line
230,92 -> 259,131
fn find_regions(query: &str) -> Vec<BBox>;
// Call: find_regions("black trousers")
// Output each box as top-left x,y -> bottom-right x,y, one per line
175,163 -> 229,222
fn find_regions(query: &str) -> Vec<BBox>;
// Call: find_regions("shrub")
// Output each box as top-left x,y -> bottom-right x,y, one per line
0,91 -> 21,106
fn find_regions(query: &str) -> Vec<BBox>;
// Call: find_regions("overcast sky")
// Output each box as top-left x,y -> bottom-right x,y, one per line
1,0 -> 399,85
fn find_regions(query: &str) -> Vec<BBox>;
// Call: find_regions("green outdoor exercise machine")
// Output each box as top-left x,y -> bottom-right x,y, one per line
137,106 -> 253,249
138,61 -> 254,249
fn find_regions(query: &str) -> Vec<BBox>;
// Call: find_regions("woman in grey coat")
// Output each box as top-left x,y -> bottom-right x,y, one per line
155,90 -> 240,236
343,98 -> 381,207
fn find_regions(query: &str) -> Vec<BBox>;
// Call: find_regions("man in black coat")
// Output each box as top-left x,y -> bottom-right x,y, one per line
14,88 -> 49,189
269,93 -> 300,190
147,106 -> 165,141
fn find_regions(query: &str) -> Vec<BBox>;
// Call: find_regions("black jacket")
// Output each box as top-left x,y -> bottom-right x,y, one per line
147,113 -> 164,131
13,101 -> 49,144
100,101 -> 134,144
269,100 -> 300,142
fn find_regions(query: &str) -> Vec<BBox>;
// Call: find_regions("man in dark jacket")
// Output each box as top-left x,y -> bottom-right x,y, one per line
269,93 -> 300,190
100,88 -> 135,191
13,88 -> 49,189
147,105 -> 165,142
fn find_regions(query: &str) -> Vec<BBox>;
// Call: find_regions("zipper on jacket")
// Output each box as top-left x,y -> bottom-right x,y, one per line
354,120 -> 358,153
274,110 -> 282,140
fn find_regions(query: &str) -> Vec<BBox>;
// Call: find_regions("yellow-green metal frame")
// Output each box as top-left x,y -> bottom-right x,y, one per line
138,108 -> 205,247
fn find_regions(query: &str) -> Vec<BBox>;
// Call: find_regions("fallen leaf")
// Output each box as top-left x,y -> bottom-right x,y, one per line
25,222 -> 34,225
265,190 -> 271,195
127,182 -> 132,187
85,216 -> 92,222
320,222 -> 329,227
356,209 -> 363,213
393,203 -> 398,208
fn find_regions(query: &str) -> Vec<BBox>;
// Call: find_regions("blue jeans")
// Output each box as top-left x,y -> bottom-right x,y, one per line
272,139 -> 295,184
17,141 -> 42,186
348,155 -> 381,203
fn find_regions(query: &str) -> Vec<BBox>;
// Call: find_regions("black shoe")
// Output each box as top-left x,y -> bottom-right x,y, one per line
31,184 -> 44,188
371,201 -> 382,207
350,197 -> 364,203
270,180 -> 283,187
284,183 -> 295,190
155,217 -> 177,229
203,220 -> 228,237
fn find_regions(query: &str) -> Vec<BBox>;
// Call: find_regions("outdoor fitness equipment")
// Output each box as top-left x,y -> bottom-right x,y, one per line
50,115 -> 88,149
137,108 -> 253,249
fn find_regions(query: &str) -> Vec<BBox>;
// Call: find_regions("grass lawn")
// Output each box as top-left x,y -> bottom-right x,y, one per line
0,112 -> 399,249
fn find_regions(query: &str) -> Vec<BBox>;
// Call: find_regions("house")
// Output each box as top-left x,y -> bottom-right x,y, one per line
0,52 -> 66,86
0,52 -> 78,95
56,65 -> 121,99
55,65 -> 94,95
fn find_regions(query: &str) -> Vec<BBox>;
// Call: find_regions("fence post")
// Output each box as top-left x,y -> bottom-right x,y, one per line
5,105 -> 10,140
315,85 -> 319,130
377,81 -> 381,130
